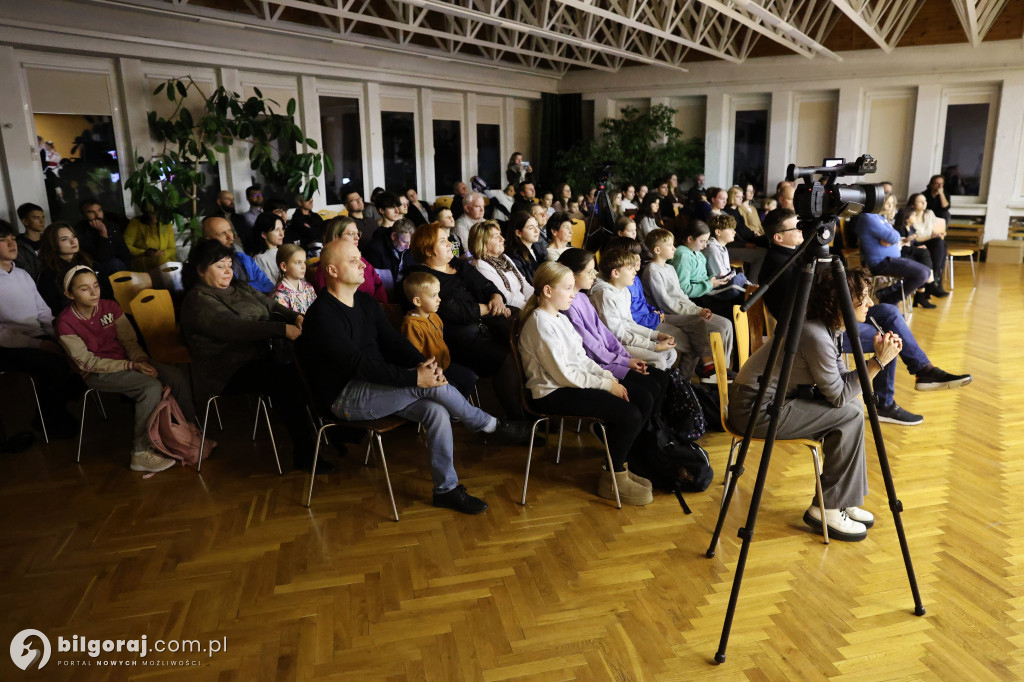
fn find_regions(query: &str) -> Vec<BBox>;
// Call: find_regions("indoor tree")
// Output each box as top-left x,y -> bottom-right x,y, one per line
124,77 -> 331,239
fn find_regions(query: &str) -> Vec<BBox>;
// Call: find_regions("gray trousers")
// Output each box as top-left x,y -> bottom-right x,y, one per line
729,385 -> 868,509
331,381 -> 497,494
662,313 -> 734,370
84,361 -> 193,454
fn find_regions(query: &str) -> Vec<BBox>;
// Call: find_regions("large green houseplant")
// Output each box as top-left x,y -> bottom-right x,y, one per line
555,104 -> 703,194
124,77 -> 331,238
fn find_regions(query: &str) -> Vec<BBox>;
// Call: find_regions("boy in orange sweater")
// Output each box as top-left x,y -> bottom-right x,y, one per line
401,272 -> 478,399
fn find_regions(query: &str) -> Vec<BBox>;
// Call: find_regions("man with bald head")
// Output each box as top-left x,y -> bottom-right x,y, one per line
201,216 -> 274,294
212,190 -> 255,253
298,240 -> 532,514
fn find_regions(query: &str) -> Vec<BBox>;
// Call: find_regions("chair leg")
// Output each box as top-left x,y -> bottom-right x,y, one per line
555,418 -> 565,464
251,398 -> 262,441
259,397 -> 282,475
197,396 -> 218,473
810,446 -> 828,545
364,436 -> 373,465
27,376 -> 49,444
968,254 -> 976,286
595,422 -> 621,509
76,388 -> 92,463
520,418 -> 547,505
947,255 -> 955,291
576,419 -> 582,433
213,399 -> 223,431
372,432 -> 399,522
304,423 -> 335,507
95,392 -> 108,420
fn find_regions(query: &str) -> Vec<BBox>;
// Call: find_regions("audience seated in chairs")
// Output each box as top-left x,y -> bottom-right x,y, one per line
505,211 -> 547,284
37,221 -> 113,316
544,212 -> 575,263
854,193 -> 934,309
364,217 -> 415,300
669,219 -> 744,319
903,194 -> 950,297
297,239 -> 531,514
758,208 -> 971,427
273,244 -> 317,315
124,208 -> 176,272
404,187 -> 432,228
75,199 -> 131,276
0,219 -> 83,438
312,217 -> 387,304
253,212 -> 287,282
704,214 -> 750,293
518,261 -> 652,505
202,216 -> 275,294
14,203 -> 45,281
403,221 -> 523,418
180,239 -> 317,471
56,266 -> 193,473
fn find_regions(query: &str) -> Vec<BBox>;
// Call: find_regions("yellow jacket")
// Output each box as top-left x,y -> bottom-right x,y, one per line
125,218 -> 176,271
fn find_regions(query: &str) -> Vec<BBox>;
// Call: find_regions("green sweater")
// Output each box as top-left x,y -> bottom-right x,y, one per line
670,247 -> 713,298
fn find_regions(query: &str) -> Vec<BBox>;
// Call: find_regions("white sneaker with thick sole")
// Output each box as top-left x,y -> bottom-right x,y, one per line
844,506 -> 874,528
130,449 -> 176,473
802,506 -> 867,541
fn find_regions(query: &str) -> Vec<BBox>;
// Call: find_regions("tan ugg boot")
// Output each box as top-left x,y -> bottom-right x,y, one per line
598,470 -> 653,505
624,463 -> 652,490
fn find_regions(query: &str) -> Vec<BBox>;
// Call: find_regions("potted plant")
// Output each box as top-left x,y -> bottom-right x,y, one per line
124,77 -> 331,241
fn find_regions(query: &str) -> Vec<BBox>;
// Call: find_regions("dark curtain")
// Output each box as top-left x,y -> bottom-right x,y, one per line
538,93 -> 583,189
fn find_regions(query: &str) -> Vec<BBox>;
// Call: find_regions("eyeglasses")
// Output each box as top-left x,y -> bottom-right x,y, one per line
778,227 -> 802,233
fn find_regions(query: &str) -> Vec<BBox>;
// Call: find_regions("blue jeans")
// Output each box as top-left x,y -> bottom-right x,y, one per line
331,381 -> 497,494
870,257 -> 931,298
840,303 -> 930,407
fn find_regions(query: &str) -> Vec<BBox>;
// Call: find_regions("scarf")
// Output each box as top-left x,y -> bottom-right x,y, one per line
484,254 -> 525,295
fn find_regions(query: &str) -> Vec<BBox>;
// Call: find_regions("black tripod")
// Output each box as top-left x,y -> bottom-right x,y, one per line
705,218 -> 925,664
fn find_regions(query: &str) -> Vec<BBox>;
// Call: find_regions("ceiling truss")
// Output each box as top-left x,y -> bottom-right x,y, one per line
91,0 -> 1012,77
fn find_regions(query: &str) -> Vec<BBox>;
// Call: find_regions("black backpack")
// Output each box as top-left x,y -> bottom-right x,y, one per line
662,368 -> 707,442
628,413 -> 713,513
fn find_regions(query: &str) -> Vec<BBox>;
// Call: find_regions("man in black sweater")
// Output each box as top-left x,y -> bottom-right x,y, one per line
76,200 -> 131,274
298,240 -> 529,514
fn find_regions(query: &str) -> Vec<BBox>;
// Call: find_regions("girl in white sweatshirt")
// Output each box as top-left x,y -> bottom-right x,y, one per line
518,261 -> 652,505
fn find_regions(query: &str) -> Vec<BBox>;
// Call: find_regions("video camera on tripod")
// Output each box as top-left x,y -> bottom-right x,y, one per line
787,154 -> 886,223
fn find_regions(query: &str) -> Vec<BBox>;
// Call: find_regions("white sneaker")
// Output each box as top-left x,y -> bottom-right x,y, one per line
130,449 -> 176,473
803,506 -> 867,541
844,506 -> 874,528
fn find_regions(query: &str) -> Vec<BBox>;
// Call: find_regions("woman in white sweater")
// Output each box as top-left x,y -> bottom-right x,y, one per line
519,261 -> 652,505
469,220 -> 534,309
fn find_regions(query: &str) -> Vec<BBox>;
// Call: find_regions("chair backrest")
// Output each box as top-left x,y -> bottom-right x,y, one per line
156,261 -> 184,292
764,305 -> 777,338
317,209 -> 337,220
508,318 -> 543,419
709,332 -> 731,431
744,295 -> 767,356
732,305 -> 750,367
570,219 -> 587,249
434,196 -> 454,212
110,271 -> 153,311
130,289 -> 191,363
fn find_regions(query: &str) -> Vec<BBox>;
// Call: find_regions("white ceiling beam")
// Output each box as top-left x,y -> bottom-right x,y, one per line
727,0 -> 843,60
828,0 -> 894,52
557,0 -> 737,64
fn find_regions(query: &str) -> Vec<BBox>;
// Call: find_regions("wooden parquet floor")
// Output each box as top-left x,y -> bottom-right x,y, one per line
1,262 -> 1022,681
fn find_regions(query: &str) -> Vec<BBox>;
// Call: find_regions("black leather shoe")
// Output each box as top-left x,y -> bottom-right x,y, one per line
433,484 -> 488,514
929,282 -> 950,298
493,419 -> 544,446
913,292 -> 936,309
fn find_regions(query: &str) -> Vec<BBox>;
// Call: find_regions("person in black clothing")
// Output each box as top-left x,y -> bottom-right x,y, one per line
924,174 -> 951,224
505,210 -> 547,284
298,239 -> 531,514
364,217 -> 415,300
341,186 -> 380,246
286,194 -> 325,252
211,190 -> 257,253
75,200 -> 130,274
510,181 -> 537,216
450,181 -> 469,221
404,222 -> 523,418
404,187 -> 432,227
15,202 -> 46,280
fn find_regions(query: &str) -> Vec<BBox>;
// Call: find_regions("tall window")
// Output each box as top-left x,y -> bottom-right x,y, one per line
477,123 -> 501,188
381,112 -> 417,193
433,120 -> 462,196
733,110 -> 768,191
941,103 -> 989,197
319,96 -> 364,204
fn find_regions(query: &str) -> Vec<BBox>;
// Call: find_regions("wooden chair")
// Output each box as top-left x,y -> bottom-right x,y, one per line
509,320 -> 620,508
293,354 -> 405,518
130,289 -> 191,363
570,219 -> 587,249
154,261 -> 184,292
433,196 -> 454,212
75,388 -> 110,462
110,271 -> 153,312
744,296 -> 768,356
709,332 -> 829,543
944,221 -> 982,290
732,305 -> 750,367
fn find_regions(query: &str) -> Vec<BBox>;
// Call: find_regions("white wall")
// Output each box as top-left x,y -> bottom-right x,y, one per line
576,40 -> 1024,242
0,0 -> 546,223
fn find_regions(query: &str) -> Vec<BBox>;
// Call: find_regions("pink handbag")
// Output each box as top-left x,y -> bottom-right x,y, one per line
147,387 -> 215,466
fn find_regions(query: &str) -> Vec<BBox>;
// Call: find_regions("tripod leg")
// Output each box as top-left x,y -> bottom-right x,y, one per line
707,260 -> 801,558
714,257 -> 817,664
830,259 -> 925,616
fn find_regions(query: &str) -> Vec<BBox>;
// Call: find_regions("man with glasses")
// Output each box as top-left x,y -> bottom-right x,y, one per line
241,184 -> 264,229
758,208 -> 970,427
